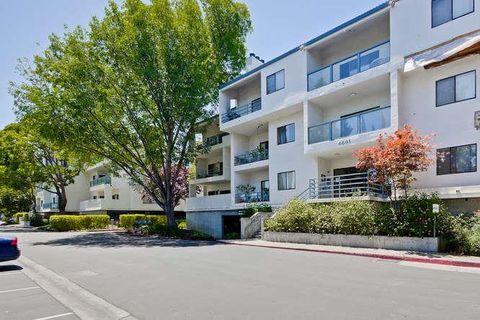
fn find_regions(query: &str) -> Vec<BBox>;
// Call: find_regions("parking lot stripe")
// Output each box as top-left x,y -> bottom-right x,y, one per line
0,286 -> 40,294
32,312 -> 74,320
0,271 -> 23,276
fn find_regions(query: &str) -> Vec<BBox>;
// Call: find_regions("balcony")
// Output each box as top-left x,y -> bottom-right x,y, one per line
235,191 -> 270,204
196,168 -> 223,179
221,98 -> 261,123
308,41 -> 390,92
308,107 -> 390,145
90,176 -> 112,187
234,149 -> 269,166
42,203 -> 59,210
204,133 -> 229,147
301,172 -> 389,201
186,194 -> 232,211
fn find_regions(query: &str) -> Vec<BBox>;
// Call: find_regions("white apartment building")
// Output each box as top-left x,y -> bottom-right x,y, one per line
36,162 -> 185,217
187,0 -> 480,238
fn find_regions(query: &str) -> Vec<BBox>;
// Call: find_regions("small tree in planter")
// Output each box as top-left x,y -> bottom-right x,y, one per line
354,125 -> 433,201
236,184 -> 256,202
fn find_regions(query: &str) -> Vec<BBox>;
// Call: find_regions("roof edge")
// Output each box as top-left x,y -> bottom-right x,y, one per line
219,1 -> 389,90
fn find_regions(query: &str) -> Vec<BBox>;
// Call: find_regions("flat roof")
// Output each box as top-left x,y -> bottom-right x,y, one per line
219,1 -> 389,90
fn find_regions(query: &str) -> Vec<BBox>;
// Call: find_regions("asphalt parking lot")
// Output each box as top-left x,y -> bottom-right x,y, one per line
0,264 -> 79,320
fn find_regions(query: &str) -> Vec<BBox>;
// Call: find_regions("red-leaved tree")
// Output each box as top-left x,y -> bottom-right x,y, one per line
354,125 -> 433,201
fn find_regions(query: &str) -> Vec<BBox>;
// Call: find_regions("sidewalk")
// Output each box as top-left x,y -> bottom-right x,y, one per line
218,239 -> 480,269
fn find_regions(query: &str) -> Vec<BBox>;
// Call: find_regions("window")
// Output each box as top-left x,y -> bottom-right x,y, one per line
112,194 -> 119,200
266,70 -> 285,94
259,141 -> 269,151
277,123 -> 295,145
432,0 -> 474,27
278,171 -> 296,190
437,144 -> 477,175
436,71 -> 476,106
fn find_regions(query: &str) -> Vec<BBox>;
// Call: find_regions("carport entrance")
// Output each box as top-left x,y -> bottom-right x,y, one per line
222,215 -> 241,239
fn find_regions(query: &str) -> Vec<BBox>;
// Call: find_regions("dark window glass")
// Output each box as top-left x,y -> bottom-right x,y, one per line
437,144 -> 477,175
432,0 -> 474,27
266,70 -> 285,94
277,123 -> 295,145
278,171 -> 296,190
436,71 -> 476,106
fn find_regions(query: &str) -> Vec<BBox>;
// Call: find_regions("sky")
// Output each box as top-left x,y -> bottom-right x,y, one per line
0,0 -> 385,129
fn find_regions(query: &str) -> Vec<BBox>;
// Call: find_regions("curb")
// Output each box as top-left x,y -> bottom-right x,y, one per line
219,241 -> 480,269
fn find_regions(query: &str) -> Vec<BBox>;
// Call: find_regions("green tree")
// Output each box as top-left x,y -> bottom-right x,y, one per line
12,0 -> 251,227
0,122 -> 84,213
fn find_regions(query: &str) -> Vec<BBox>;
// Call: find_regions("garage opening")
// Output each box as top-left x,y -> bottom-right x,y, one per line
222,215 -> 241,239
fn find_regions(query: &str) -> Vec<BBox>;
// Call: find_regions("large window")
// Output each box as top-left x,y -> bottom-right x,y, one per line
277,123 -> 295,145
432,0 -> 474,27
278,171 -> 296,190
436,71 -> 476,107
437,144 -> 477,175
266,69 -> 285,94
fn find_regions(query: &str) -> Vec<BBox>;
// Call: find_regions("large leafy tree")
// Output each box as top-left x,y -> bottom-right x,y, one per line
13,0 -> 252,227
354,125 -> 433,201
0,122 -> 84,213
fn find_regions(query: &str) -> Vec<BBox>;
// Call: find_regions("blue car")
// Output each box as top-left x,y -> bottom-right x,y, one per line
0,237 -> 20,262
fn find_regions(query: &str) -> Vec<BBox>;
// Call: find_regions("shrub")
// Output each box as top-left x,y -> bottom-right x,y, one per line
177,219 -> 187,230
469,223 -> 480,255
14,212 -> 29,223
50,215 -> 109,231
145,215 -> 167,225
330,201 -> 378,236
243,203 -> 273,217
119,214 -> 146,231
265,199 -> 317,233
29,213 -> 44,227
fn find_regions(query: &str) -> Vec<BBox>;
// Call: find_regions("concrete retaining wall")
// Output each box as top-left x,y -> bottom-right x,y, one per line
263,232 -> 439,253
186,210 -> 240,239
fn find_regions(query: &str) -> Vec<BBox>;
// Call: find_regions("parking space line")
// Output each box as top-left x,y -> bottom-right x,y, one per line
0,286 -> 40,294
32,312 -> 74,320
0,271 -> 23,276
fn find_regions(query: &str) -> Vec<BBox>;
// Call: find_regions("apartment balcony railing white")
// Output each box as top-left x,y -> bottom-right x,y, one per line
308,41 -> 390,91
221,98 -> 261,123
234,149 -> 269,166
90,176 -> 112,187
299,172 -> 389,201
235,191 -> 270,204
308,106 -> 391,144
186,194 -> 232,211
42,202 -> 59,210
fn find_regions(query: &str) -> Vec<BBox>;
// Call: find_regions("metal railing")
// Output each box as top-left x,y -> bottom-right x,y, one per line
308,106 -> 391,144
221,98 -> 261,123
90,176 -> 112,187
204,133 -> 229,147
42,203 -> 59,210
234,149 -> 269,166
235,191 -> 270,204
305,172 -> 389,200
308,41 -> 390,91
196,167 -> 223,179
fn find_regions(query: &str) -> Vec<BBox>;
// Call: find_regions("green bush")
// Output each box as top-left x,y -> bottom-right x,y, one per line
330,201 -> 378,236
14,212 -> 29,223
119,214 -> 146,231
468,223 -> 480,255
50,215 -> 109,231
177,220 -> 187,230
265,199 -> 317,233
29,213 -> 44,227
243,203 -> 273,217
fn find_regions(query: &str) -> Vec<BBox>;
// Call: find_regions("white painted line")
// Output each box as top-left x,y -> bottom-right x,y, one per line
32,312 -> 74,320
0,271 -> 23,276
19,256 -> 137,320
0,286 -> 40,294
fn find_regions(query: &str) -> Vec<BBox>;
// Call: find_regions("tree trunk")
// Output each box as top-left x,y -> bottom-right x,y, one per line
58,186 -> 67,213
164,200 -> 176,229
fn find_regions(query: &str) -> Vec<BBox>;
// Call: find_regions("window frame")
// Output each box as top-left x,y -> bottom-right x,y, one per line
266,69 -> 285,95
277,171 -> 296,191
277,123 -> 296,145
436,70 -> 476,107
432,0 -> 475,28
436,143 -> 477,175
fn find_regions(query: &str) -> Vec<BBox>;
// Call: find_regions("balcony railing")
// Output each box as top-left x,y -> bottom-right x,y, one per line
42,203 -> 59,210
308,41 -> 390,91
196,168 -> 223,179
221,98 -> 261,123
234,149 -> 269,166
204,133 -> 229,147
235,191 -> 270,204
303,172 -> 389,200
90,176 -> 112,187
308,106 -> 391,144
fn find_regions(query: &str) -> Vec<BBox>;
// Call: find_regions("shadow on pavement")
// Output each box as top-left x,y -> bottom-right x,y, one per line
32,231 -> 218,248
0,264 -> 23,272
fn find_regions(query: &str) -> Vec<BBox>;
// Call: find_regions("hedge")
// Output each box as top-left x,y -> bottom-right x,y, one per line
50,215 -> 110,231
14,212 -> 29,223
119,214 -> 168,231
